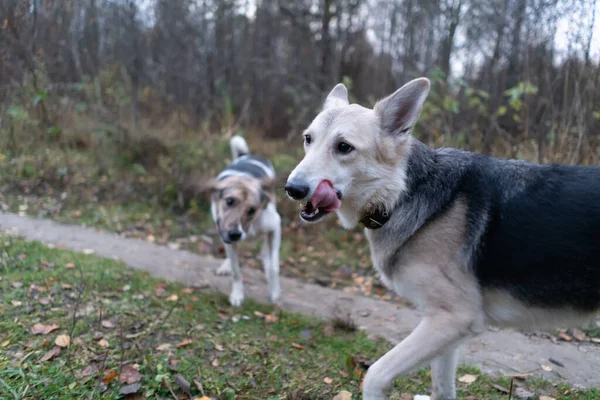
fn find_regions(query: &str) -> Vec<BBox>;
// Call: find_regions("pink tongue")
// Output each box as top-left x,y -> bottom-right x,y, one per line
310,181 -> 341,212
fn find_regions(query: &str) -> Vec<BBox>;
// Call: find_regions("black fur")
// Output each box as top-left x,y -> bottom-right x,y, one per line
383,140 -> 600,311
217,155 -> 274,181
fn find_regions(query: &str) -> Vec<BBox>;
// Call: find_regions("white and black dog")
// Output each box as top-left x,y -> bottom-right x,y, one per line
206,136 -> 281,307
285,78 -> 600,399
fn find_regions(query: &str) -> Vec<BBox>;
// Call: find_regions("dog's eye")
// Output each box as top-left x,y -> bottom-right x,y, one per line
247,207 -> 256,217
337,142 -> 354,154
225,197 -> 235,206
304,135 -> 312,145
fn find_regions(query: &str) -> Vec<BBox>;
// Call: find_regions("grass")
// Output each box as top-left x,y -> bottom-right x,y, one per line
1,235 -> 599,399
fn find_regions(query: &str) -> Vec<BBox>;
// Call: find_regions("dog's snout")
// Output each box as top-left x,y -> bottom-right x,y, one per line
228,230 -> 242,242
285,182 -> 309,200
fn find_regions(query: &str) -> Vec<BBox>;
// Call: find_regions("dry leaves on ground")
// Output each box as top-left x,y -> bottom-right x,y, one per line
119,365 -> 142,384
457,374 -> 478,384
55,334 -> 70,348
31,323 -> 59,335
39,346 -> 61,362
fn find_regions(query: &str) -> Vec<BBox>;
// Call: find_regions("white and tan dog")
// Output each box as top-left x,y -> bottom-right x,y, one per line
285,79 -> 600,399
207,136 -> 281,307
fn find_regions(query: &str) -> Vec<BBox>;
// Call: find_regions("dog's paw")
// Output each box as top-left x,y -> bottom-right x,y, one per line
216,260 -> 232,276
413,396 -> 431,400
229,291 -> 244,307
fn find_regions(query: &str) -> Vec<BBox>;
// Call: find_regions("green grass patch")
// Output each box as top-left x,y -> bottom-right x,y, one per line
0,236 -> 598,399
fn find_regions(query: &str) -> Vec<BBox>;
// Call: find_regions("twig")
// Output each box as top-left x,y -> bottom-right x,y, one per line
509,378 -> 514,400
162,376 -> 179,400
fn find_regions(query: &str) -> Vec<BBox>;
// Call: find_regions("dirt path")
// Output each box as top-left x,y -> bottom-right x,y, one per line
1,211 -> 599,389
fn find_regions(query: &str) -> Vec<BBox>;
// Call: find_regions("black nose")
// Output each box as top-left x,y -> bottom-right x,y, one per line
228,230 -> 242,242
285,182 -> 309,200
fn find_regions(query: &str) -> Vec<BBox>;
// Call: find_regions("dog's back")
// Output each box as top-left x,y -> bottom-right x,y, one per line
217,136 -> 275,182
469,157 -> 600,312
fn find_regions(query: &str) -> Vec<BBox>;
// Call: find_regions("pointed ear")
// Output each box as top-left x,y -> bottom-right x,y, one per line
323,83 -> 349,110
374,78 -> 430,136
259,178 -> 276,206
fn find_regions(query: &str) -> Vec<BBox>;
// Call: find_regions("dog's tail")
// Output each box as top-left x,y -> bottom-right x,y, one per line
230,135 -> 250,159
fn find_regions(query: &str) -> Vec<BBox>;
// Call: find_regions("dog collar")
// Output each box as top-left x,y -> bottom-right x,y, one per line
359,209 -> 391,229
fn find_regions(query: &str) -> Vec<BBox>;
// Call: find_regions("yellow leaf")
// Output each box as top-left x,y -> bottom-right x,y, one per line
1,340 -> 9,347
1,19 -> 8,30
55,334 -> 70,348
458,374 -> 478,384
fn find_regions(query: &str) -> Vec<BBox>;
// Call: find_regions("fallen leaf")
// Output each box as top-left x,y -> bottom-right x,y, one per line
514,387 -> 535,399
156,343 -> 171,351
11,300 -> 22,306
591,338 -> 600,344
119,365 -> 142,384
39,346 -> 61,362
61,284 -> 73,290
174,374 -> 191,395
11,281 -> 23,288
82,249 -> 95,255
215,344 -> 224,351
81,364 -> 99,377
333,390 -> 352,400
166,294 -> 178,302
177,338 -> 193,348
539,396 -> 556,400
118,382 -> 142,395
55,334 -> 70,348
264,313 -> 279,323
211,358 -> 220,367
291,343 -> 305,350
324,377 -> 333,384
98,339 -> 110,347
572,328 -> 587,341
540,363 -> 553,372
492,384 -> 510,394
339,370 -> 349,378
1,340 -> 9,347
65,263 -> 75,269
558,332 -> 572,341
102,370 -> 118,384
101,320 -> 116,329
458,374 -> 478,384
254,311 -> 265,318
181,288 -> 194,294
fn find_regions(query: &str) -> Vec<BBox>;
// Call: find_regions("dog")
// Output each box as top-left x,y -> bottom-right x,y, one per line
284,78 -> 600,400
206,136 -> 281,307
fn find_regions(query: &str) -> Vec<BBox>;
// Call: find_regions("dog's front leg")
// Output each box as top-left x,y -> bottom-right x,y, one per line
265,228 -> 281,304
362,315 -> 471,400
223,243 -> 244,306
431,345 -> 459,400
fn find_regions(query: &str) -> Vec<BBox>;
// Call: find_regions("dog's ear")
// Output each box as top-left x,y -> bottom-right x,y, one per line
323,83 -> 349,110
198,179 -> 221,197
374,78 -> 430,137
259,178 -> 276,206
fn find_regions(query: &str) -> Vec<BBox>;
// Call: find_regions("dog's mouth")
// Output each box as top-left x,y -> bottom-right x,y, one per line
300,180 -> 342,222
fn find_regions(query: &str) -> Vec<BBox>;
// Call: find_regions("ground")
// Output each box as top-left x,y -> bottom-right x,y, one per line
1,235 -> 598,400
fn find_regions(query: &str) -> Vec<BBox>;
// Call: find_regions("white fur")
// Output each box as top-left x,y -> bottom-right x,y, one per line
230,135 -> 250,159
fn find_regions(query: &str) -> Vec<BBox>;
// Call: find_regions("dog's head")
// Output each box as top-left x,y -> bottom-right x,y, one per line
285,78 -> 430,228
206,176 -> 275,243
